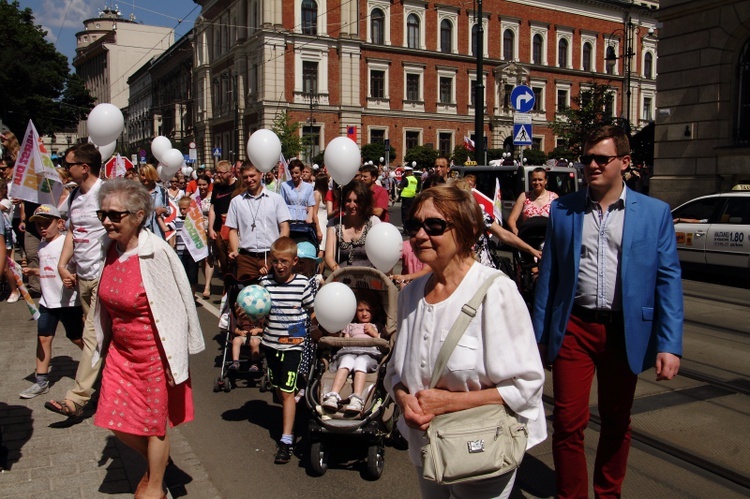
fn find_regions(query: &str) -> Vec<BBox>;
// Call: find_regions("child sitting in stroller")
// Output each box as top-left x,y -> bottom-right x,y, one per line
228,301 -> 263,373
321,291 -> 385,416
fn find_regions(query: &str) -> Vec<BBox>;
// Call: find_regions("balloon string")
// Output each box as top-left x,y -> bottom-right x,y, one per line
336,184 -> 343,266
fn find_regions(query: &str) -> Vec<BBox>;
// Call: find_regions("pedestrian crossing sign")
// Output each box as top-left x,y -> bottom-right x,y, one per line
513,124 -> 532,145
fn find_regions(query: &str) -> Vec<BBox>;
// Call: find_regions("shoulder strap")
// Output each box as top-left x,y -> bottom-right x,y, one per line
429,273 -> 502,389
68,186 -> 81,210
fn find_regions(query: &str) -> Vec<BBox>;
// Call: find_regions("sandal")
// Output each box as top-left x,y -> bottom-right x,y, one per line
44,399 -> 84,418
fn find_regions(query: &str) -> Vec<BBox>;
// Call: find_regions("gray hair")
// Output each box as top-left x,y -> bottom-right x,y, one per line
98,178 -> 153,228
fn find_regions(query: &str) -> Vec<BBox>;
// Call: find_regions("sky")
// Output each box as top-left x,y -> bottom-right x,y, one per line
19,1 -> 201,65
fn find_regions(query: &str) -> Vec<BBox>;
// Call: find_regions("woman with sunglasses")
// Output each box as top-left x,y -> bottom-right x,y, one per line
385,184 -> 546,498
324,180 -> 380,271
92,178 -> 204,499
507,167 -> 559,236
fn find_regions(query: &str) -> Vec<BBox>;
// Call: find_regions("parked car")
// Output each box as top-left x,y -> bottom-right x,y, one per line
671,191 -> 750,269
449,164 -> 580,222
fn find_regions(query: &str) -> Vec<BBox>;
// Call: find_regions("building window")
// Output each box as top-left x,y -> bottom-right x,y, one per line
532,137 -> 542,151
407,14 -> 420,49
643,96 -> 653,121
440,19 -> 452,53
301,0 -> 317,35
438,132 -> 452,157
302,125 -> 321,162
302,61 -> 318,94
439,77 -> 452,104
532,87 -> 543,111
406,73 -> 420,101
370,70 -> 385,98
371,8 -> 384,44
644,52 -> 653,79
503,29 -> 515,60
370,128 -> 386,143
405,131 -> 420,149
557,89 -> 568,111
606,46 -> 617,75
605,93 -> 614,116
470,80 -> 477,107
502,84 -> 513,109
472,24 -> 480,56
558,38 -> 569,67
580,88 -> 592,108
582,42 -> 593,72
532,34 -> 543,64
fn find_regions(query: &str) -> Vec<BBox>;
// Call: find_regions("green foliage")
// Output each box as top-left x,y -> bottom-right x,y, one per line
521,148 -> 547,165
0,1 -> 94,136
550,81 -> 628,157
548,146 -> 576,162
487,149 -> 507,163
451,145 -> 471,165
311,150 -> 325,167
404,144 -> 438,171
630,122 -> 654,165
271,109 -> 304,160
360,142 -> 396,164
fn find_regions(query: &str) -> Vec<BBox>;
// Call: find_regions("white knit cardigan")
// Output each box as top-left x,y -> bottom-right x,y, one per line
92,229 -> 205,384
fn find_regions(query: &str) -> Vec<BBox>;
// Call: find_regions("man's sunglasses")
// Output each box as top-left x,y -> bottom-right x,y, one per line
580,154 -> 623,167
96,210 -> 131,223
63,162 -> 87,170
403,218 -> 452,237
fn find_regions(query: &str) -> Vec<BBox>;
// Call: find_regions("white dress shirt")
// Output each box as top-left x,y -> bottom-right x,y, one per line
225,187 -> 291,252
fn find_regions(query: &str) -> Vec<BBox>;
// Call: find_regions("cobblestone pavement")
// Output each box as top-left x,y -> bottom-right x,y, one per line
0,297 -> 222,499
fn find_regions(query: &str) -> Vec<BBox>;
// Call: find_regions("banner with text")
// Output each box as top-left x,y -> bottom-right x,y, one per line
179,199 -> 209,261
9,120 -> 63,205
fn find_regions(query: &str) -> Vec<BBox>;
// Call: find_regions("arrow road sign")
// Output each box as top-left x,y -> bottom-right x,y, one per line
513,124 -> 533,145
511,85 -> 535,113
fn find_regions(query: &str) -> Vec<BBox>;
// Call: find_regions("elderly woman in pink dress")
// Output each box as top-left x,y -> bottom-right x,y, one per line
92,178 -> 205,499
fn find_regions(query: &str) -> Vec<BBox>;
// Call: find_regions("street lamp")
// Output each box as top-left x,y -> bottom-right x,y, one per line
605,18 -> 635,127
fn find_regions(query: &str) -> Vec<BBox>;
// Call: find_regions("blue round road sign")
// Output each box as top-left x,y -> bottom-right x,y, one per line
511,85 -> 535,113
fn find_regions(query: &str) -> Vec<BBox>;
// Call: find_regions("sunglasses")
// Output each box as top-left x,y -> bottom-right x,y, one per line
403,218 -> 452,237
95,210 -> 131,223
63,162 -> 87,170
580,154 -> 622,167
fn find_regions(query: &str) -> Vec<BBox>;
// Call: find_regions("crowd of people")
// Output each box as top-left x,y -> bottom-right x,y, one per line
0,124 -> 684,499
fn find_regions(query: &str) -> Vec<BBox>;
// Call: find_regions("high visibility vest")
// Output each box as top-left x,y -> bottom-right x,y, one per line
401,176 -> 418,198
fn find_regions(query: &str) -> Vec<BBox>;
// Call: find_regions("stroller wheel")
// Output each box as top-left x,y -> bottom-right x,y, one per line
213,377 -> 222,393
309,441 -> 329,476
222,376 -> 232,392
365,444 -> 385,480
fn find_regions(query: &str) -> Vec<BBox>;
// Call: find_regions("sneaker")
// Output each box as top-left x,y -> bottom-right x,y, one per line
344,395 -> 364,416
6,290 -> 20,303
227,361 -> 239,371
19,382 -> 49,399
247,363 -> 260,373
274,442 -> 293,464
321,392 -> 340,413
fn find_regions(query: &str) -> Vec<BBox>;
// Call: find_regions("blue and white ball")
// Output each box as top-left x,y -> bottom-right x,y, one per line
236,285 -> 272,321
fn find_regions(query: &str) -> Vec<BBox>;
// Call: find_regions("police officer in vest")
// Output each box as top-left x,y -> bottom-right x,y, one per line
398,165 -> 419,231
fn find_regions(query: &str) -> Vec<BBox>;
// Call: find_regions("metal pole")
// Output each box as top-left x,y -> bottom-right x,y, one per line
625,18 -> 633,126
475,0 -> 485,165
233,72 -> 239,163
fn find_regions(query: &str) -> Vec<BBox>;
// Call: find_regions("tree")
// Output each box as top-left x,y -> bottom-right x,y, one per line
271,109 -> 304,160
451,145 -> 471,165
0,1 -> 94,136
404,145 -> 438,171
550,81 -> 628,157
360,142 -> 396,165
521,148 -> 547,165
630,122 -> 654,166
548,146 -> 576,163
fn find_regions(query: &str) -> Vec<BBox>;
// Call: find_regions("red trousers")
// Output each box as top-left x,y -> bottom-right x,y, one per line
552,313 -> 638,499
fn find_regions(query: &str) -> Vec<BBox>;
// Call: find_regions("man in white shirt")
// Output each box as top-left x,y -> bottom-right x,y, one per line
226,161 -> 291,282
47,143 -> 108,417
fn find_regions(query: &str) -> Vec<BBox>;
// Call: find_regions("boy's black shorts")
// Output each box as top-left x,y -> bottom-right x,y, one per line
263,346 -> 302,393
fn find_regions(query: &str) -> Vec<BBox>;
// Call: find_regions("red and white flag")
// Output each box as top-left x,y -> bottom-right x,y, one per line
463,136 -> 475,152
275,153 -> 289,193
493,177 -> 503,224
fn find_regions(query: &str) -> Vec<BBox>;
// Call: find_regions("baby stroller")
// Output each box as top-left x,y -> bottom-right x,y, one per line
289,220 -> 318,249
213,274 -> 270,393
513,216 -> 548,308
304,267 -> 399,480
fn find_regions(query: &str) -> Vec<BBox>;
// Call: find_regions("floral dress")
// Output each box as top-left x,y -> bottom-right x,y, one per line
93,245 -> 193,436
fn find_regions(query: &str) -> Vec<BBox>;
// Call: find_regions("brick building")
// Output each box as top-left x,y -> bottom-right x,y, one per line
192,0 -> 658,167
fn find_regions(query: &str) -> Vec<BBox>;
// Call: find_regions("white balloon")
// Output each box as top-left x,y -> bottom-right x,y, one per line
246,129 -> 281,173
324,137 -> 360,185
151,136 -> 172,162
157,165 -> 170,183
181,166 -> 193,177
87,103 -> 124,146
365,223 -> 403,273
314,282 -> 357,333
88,138 -> 116,162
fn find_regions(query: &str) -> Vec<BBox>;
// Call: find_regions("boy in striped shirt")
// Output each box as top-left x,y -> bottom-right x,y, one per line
259,236 -> 315,464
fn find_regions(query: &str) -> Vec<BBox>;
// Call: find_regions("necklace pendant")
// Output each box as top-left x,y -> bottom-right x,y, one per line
251,223 -> 256,230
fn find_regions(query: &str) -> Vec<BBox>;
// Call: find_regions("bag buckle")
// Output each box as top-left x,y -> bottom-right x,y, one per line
461,304 -> 477,317
467,440 -> 485,453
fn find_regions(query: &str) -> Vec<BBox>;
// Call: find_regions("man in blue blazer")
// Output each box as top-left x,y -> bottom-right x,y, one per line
533,125 -> 683,498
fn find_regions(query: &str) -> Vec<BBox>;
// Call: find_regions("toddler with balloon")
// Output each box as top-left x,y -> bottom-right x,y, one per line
321,290 -> 385,416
